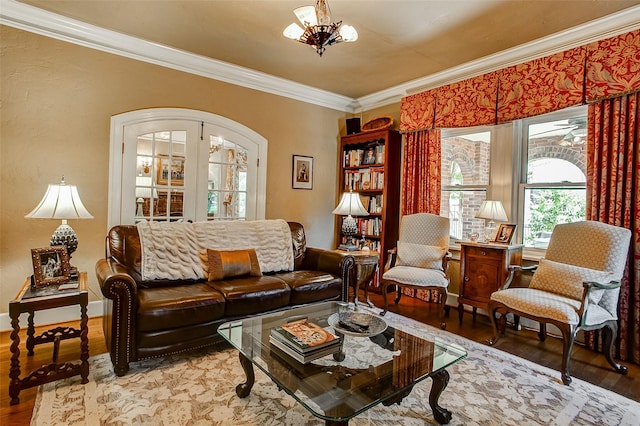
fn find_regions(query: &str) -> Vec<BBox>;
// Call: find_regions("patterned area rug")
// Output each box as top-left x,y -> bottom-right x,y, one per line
32,309 -> 640,425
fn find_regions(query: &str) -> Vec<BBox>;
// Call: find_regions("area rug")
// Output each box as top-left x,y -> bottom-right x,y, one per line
32,309 -> 640,425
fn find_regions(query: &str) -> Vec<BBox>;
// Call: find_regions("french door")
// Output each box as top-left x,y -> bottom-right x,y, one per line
109,109 -> 267,227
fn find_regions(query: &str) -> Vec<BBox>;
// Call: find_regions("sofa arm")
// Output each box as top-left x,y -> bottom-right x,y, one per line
95,258 -> 138,376
300,247 -> 355,302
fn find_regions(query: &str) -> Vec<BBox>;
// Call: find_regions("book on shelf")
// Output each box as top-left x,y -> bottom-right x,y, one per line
344,168 -> 385,191
269,335 -> 342,364
270,319 -> 340,354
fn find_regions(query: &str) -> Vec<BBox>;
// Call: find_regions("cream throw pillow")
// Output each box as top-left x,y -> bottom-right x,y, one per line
529,258 -> 613,304
396,241 -> 445,271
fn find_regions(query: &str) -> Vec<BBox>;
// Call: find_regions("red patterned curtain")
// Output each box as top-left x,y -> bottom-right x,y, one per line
435,73 -> 498,128
400,90 -> 436,132
586,92 -> 639,364
497,46 -> 586,122
401,129 -> 441,215
586,29 -> 640,102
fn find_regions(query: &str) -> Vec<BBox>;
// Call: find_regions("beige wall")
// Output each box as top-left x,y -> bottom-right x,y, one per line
0,26 -> 348,314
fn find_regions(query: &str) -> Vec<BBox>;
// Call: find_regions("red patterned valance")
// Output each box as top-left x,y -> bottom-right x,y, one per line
497,47 -> 585,123
434,72 -> 498,128
586,29 -> 640,102
400,29 -> 640,130
400,90 -> 436,132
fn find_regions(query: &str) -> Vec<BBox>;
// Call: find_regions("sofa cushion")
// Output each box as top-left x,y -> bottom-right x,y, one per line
274,270 -> 342,304
137,283 -> 226,332
207,248 -> 262,281
208,276 -> 290,317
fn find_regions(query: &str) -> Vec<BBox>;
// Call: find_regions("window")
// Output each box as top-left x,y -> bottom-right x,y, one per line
109,108 -> 267,227
441,130 -> 491,240
440,106 -> 587,250
520,110 -> 587,248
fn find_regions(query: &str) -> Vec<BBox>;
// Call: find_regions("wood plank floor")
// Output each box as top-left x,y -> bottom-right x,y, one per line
1,292 -> 638,425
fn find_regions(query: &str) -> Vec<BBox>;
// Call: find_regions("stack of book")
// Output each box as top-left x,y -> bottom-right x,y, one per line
269,319 -> 342,364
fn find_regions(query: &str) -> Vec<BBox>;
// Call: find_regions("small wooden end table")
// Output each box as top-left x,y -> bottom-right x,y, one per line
8,272 -> 89,405
337,250 -> 379,308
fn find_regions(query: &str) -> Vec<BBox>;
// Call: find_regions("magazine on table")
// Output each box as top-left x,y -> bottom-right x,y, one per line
270,318 -> 340,353
269,336 -> 341,364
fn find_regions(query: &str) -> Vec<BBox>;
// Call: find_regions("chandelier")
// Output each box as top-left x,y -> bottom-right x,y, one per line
283,0 -> 358,56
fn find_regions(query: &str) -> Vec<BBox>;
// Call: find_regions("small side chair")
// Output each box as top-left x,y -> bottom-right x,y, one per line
488,221 -> 631,385
380,213 -> 451,329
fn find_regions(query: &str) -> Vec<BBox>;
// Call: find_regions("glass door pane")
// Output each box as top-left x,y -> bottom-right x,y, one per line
207,135 -> 249,220
135,130 -> 187,222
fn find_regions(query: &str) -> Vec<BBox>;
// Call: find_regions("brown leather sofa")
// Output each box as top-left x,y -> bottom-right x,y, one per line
96,221 -> 354,376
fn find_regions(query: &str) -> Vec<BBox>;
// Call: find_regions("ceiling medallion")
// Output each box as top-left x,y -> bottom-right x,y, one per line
283,0 -> 358,57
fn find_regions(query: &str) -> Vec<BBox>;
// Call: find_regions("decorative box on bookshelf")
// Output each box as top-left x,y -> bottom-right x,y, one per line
337,129 -> 401,292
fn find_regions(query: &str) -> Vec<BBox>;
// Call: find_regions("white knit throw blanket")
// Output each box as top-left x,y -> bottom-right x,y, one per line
137,219 -> 294,281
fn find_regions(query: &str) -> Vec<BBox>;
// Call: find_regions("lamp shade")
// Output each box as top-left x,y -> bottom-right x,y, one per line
475,200 -> 507,222
332,191 -> 368,217
25,178 -> 93,220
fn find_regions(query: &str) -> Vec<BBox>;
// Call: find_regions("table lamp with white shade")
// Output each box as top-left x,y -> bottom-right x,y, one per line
25,177 -> 94,276
332,190 -> 368,251
475,200 -> 507,242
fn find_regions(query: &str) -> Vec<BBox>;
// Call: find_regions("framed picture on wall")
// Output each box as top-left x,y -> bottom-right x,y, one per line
292,155 -> 313,190
31,246 -> 71,287
156,155 -> 185,186
495,224 -> 516,244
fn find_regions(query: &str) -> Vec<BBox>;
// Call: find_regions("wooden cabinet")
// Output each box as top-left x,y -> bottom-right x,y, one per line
458,241 -> 523,322
337,129 -> 401,283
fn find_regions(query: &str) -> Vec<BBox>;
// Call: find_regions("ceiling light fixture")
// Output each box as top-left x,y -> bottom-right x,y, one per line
283,0 -> 358,57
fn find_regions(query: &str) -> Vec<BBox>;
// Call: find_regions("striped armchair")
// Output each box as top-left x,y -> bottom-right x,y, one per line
380,213 -> 451,329
488,221 -> 631,385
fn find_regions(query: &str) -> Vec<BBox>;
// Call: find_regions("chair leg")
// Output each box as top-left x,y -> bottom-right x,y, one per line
394,287 -> 402,305
558,324 -> 578,385
438,289 -> 447,330
487,302 -> 502,345
602,322 -> 628,375
538,323 -> 547,341
380,281 -> 391,316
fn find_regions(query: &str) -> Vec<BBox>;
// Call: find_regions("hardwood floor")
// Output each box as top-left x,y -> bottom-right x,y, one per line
1,293 -> 638,425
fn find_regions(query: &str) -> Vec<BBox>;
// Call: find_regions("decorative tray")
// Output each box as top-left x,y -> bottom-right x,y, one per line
361,116 -> 394,132
328,311 -> 387,337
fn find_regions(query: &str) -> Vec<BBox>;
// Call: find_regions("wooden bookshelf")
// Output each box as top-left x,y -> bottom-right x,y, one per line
337,128 -> 401,289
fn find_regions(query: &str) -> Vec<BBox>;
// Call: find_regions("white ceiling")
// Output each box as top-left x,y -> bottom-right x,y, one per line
4,0 -> 640,110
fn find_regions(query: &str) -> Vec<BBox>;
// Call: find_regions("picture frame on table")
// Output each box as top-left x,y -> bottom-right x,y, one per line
31,246 -> 71,287
494,224 -> 516,244
292,155 -> 313,190
156,155 -> 185,186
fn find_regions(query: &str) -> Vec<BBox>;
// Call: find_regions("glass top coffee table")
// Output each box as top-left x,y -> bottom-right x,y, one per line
218,301 -> 466,425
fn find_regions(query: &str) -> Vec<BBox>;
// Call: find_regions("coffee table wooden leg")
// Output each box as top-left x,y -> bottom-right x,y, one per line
236,352 -> 255,398
429,369 -> 452,424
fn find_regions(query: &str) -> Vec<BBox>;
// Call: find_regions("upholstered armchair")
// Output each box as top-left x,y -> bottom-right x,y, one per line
380,213 -> 451,329
488,221 -> 632,385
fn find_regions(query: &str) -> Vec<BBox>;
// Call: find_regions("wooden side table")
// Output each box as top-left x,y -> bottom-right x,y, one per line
458,242 -> 523,322
336,250 -> 380,308
9,272 -> 89,405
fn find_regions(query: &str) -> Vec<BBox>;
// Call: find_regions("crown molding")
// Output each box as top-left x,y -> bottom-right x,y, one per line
354,5 -> 640,112
1,0 -> 638,114
0,0 -> 356,112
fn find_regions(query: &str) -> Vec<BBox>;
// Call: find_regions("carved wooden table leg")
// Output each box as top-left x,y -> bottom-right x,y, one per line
26,311 -> 36,356
235,352 -> 255,398
429,369 -> 452,424
80,297 -> 90,384
9,309 -> 21,405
